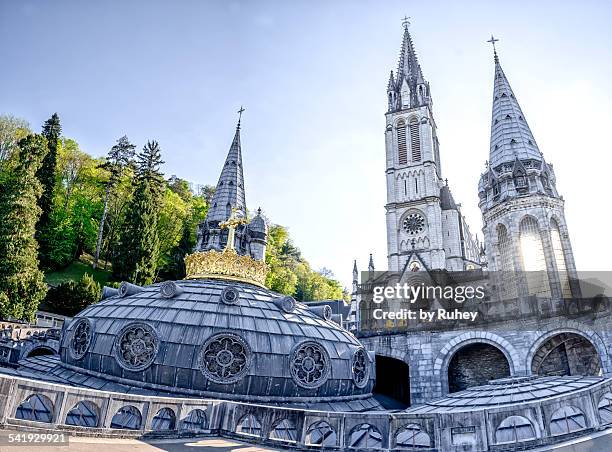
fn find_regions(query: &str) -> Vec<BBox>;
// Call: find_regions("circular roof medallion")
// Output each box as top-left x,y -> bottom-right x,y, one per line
69,318 -> 92,361
220,286 -> 240,305
351,348 -> 370,388
198,332 -> 251,384
114,322 -> 159,372
290,341 -> 331,389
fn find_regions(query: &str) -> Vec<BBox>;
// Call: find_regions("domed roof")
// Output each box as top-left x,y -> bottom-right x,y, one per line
407,375 -> 607,413
249,209 -> 267,233
60,278 -> 376,408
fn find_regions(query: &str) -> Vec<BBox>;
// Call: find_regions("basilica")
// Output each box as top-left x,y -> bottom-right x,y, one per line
0,22 -> 610,452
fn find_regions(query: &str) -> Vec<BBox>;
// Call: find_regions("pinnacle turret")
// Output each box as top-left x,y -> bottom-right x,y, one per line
387,22 -> 431,112
205,121 -> 246,223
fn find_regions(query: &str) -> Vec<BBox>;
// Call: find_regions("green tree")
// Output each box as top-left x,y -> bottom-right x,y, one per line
0,135 -> 49,320
0,115 -> 31,165
112,141 -> 165,285
93,136 -> 136,268
44,273 -> 101,317
36,113 -> 62,267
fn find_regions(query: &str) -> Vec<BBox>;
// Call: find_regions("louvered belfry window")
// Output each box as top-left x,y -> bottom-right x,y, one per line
397,119 -> 408,164
409,117 -> 421,162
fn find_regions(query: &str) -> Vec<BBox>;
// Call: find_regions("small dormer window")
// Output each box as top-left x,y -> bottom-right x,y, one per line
519,116 -> 523,121
495,144 -> 499,150
510,139 -> 517,144
501,93 -> 507,98
495,119 -> 499,124
528,140 -> 533,145
493,183 -> 500,197
515,174 -> 526,187
228,181 -> 234,186
505,114 -> 511,119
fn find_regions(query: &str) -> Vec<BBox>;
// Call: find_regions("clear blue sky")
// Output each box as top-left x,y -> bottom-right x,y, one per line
1,0 -> 611,289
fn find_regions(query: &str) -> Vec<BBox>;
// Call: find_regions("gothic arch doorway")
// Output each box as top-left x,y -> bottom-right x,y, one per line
448,343 -> 510,393
531,332 -> 602,377
373,355 -> 410,408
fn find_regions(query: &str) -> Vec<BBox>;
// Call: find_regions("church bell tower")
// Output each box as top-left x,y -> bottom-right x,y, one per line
385,22 -> 446,272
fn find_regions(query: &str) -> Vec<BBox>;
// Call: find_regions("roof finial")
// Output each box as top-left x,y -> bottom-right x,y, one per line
237,106 -> 245,129
401,15 -> 411,30
487,35 -> 499,62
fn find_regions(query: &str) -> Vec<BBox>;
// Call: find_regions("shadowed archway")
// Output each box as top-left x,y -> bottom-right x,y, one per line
448,343 -> 510,393
373,355 -> 410,408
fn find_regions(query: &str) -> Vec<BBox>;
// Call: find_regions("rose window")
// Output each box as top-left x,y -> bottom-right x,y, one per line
70,318 -> 92,360
114,323 -> 159,371
402,213 -> 425,235
198,333 -> 251,384
290,341 -> 330,389
352,348 -> 370,388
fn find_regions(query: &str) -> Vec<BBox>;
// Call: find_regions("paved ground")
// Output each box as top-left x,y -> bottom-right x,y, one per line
0,434 -> 283,452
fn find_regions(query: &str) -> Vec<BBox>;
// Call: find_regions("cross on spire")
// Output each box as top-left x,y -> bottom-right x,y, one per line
401,16 -> 411,29
487,35 -> 499,61
237,106 -> 245,128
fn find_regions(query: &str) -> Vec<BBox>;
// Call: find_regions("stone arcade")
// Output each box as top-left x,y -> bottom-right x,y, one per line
0,23 -> 611,452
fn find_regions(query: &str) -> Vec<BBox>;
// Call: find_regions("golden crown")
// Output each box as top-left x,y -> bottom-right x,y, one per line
184,208 -> 268,287
184,248 -> 269,287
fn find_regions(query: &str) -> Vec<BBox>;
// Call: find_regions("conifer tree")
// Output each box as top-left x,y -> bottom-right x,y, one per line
36,113 -> 62,266
93,136 -> 136,269
0,135 -> 49,321
112,141 -> 165,285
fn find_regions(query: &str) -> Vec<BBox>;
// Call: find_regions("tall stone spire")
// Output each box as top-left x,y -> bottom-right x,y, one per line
205,120 -> 246,222
387,21 -> 431,112
488,50 -> 543,169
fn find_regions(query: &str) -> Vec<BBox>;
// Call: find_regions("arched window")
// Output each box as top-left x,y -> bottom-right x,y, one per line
395,424 -> 431,448
65,401 -> 99,427
305,420 -> 337,447
409,117 -> 421,162
598,393 -> 612,424
236,414 -> 261,437
15,394 -> 54,423
110,405 -> 142,430
519,216 -> 550,296
151,407 -> 176,431
348,423 -> 382,448
270,419 -> 298,443
497,224 -> 517,298
550,406 -> 587,435
550,219 -> 571,297
495,416 -> 536,444
397,119 -> 408,165
180,409 -> 208,432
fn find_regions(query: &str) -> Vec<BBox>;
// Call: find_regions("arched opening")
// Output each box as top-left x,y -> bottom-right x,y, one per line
305,420 -> 337,447
270,419 -> 298,443
236,414 -> 261,437
26,347 -> 56,358
531,332 -> 602,377
550,406 -> 587,436
65,401 -> 99,427
550,219 -> 572,298
348,423 -> 382,449
373,355 -> 410,408
448,343 -> 510,393
151,407 -> 176,431
15,394 -> 54,423
495,416 -> 536,444
180,409 -> 207,432
110,405 -> 142,430
519,216 -> 551,296
395,424 -> 431,448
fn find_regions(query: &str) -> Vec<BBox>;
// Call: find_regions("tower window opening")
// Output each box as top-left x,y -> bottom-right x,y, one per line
404,179 -> 407,196
397,119 -> 408,165
551,219 -> 572,298
505,114 -> 511,119
409,118 -> 421,162
501,93 -> 507,98
415,178 -> 418,193
519,216 -> 551,296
